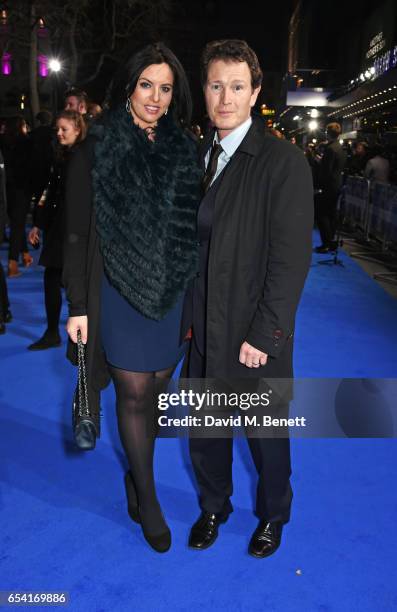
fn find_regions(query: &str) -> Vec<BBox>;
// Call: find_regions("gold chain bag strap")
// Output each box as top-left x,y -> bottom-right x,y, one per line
72,330 -> 99,450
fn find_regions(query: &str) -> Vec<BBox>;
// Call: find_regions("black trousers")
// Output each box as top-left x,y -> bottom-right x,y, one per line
44,267 -> 63,333
315,191 -> 339,247
0,263 -> 10,319
187,335 -> 293,524
7,186 -> 29,261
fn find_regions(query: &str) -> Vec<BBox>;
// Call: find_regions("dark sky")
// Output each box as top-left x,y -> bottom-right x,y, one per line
164,0 -> 294,119
172,0 -> 294,70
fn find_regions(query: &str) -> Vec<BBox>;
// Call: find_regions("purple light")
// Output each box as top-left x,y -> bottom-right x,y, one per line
38,54 -> 48,77
2,53 -> 11,75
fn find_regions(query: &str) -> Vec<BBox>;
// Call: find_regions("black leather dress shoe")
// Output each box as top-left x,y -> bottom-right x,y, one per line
188,511 -> 228,550
314,242 -> 338,254
4,310 -> 12,323
0,322 -> 5,335
28,333 -> 61,351
314,245 -> 331,254
248,520 -> 283,558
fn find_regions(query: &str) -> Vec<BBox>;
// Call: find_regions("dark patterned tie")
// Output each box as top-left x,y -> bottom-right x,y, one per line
203,143 -> 223,193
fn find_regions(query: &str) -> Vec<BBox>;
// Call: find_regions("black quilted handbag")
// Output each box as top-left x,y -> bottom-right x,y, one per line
72,331 -> 100,450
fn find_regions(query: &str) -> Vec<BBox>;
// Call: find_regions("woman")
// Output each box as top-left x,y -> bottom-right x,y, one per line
63,43 -> 201,553
2,117 -> 32,277
28,111 -> 86,350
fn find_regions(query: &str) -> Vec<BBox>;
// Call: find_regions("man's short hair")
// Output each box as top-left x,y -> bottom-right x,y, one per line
35,110 -> 53,126
326,122 -> 342,139
201,39 -> 263,89
64,87 -> 88,107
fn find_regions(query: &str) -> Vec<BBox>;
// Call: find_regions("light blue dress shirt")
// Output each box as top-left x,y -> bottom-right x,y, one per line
205,116 -> 253,185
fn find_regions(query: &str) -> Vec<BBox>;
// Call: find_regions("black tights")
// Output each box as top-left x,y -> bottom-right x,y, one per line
44,267 -> 62,335
109,365 -> 174,536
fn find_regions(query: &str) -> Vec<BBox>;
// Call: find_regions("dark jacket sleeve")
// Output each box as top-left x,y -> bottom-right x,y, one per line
319,144 -> 335,190
62,141 -> 93,317
245,148 -> 314,358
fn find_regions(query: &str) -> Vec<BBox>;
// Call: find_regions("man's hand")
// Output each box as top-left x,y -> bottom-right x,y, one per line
28,226 -> 40,246
239,341 -> 268,368
66,316 -> 88,344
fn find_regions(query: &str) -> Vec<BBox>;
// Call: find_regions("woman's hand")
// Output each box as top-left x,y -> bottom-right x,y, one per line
66,316 -> 88,344
28,226 -> 40,246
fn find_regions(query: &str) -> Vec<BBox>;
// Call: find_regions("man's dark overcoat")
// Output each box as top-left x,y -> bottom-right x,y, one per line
182,118 -> 314,382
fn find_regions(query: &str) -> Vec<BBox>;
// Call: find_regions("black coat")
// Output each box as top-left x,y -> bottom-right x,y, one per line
35,152 -> 70,269
63,130 -> 199,408
319,140 -> 347,196
29,125 -> 55,201
182,118 -> 314,380
63,139 -> 110,403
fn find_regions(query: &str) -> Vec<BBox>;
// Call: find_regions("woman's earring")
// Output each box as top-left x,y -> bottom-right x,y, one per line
164,108 -> 168,115
125,97 -> 131,114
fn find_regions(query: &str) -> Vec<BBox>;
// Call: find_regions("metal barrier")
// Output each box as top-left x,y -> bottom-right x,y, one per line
343,176 -> 371,239
341,176 -> 397,285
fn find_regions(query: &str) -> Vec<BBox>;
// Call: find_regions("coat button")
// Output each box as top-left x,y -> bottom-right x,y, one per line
273,329 -> 283,339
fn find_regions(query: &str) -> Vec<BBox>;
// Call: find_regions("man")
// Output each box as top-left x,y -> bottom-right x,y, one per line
64,87 -> 88,115
184,40 -> 313,558
315,122 -> 347,253
348,140 -> 368,176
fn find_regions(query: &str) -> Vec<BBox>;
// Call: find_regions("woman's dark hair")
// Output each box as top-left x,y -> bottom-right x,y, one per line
108,42 -> 192,126
56,110 -> 87,144
201,39 -> 263,89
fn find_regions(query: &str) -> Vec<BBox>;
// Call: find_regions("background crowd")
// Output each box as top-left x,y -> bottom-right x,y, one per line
0,85 -> 396,335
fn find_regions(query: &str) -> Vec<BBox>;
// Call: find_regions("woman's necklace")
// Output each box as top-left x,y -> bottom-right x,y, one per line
144,126 -> 157,142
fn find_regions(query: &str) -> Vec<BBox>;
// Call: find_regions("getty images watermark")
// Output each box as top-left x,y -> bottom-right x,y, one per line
156,389 -> 307,430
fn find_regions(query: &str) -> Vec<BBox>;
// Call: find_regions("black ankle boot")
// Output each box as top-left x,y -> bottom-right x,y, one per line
27,330 -> 61,351
124,472 -> 140,524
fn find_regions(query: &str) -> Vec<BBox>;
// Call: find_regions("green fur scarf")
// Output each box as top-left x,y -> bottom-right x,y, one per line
92,108 -> 202,320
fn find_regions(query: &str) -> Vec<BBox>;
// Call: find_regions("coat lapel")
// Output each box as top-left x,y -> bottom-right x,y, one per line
199,129 -> 215,171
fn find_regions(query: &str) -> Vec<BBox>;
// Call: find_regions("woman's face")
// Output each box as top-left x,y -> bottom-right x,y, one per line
56,118 -> 80,146
129,63 -> 174,129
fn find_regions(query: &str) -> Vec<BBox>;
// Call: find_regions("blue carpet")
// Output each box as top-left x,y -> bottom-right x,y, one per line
1,235 -> 397,612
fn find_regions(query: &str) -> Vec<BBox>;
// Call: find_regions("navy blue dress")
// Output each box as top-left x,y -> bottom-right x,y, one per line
100,274 -> 186,372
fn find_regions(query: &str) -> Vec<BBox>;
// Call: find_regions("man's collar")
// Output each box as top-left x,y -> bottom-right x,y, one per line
202,114 -> 266,159
213,117 -> 252,158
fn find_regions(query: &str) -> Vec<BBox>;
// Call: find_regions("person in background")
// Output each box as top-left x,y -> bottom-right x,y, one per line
64,88 -> 89,115
0,149 -> 12,334
364,144 -> 390,184
269,128 -> 285,139
27,111 -> 86,350
87,103 -> 102,120
191,124 -> 203,140
314,122 -> 347,253
348,140 -> 369,176
1,117 -> 33,277
29,110 -> 55,205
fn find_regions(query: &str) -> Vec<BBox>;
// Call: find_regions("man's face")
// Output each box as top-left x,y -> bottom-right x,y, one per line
204,59 -> 261,139
355,143 -> 365,156
65,96 -> 86,114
